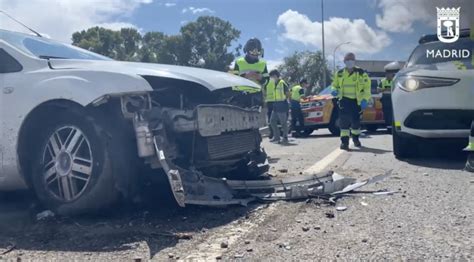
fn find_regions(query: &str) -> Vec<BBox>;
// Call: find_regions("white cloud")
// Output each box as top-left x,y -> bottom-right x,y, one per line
266,59 -> 283,71
375,0 -> 472,33
182,6 -> 215,15
164,2 -> 176,7
98,22 -> 141,32
277,10 -> 391,55
0,0 -> 152,43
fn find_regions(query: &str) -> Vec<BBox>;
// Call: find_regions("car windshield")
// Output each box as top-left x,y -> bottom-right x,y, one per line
406,37 -> 473,68
319,86 -> 332,95
0,29 -> 111,60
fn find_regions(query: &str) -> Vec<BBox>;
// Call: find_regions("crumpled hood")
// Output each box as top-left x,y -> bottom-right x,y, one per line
48,59 -> 260,91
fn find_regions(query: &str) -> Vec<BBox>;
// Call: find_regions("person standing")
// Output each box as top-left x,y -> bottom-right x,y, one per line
290,78 -> 309,137
331,52 -> 371,150
378,61 -> 401,131
268,69 -> 290,144
231,38 -> 271,136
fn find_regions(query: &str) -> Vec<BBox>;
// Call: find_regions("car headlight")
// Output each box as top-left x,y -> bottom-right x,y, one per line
395,75 -> 459,92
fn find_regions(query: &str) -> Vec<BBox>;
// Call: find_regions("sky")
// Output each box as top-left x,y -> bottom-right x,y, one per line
1,0 -> 472,70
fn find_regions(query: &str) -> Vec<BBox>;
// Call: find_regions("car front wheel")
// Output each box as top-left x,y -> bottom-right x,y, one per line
31,110 -> 121,215
392,128 -> 416,159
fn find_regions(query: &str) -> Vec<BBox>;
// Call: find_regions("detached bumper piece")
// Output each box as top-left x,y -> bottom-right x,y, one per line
153,130 -> 391,206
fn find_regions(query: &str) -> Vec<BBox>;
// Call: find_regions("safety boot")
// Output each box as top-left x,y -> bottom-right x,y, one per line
353,135 -> 362,147
340,137 -> 349,150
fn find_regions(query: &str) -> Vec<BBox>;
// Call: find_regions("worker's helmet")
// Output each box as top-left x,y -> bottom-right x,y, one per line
384,61 -> 401,73
244,38 -> 263,57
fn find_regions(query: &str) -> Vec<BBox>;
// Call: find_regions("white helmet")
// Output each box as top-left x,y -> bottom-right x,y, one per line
384,61 -> 401,72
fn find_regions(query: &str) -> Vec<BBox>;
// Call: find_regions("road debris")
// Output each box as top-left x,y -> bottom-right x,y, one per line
220,241 -> 229,248
373,190 -> 397,196
325,212 -> 335,218
336,206 -> 347,211
1,242 -> 16,255
36,210 -> 55,221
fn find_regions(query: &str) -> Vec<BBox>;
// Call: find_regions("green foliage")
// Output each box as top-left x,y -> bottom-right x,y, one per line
71,16 -> 241,71
277,51 -> 331,94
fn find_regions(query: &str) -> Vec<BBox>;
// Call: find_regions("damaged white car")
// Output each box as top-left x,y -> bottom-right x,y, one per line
0,29 -> 269,214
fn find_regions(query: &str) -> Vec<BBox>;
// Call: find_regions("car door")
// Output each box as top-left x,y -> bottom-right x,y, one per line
0,47 -> 24,176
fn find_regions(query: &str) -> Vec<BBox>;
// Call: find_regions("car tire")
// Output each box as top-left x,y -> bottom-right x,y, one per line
366,125 -> 378,133
31,108 -> 127,215
301,128 -> 314,137
392,127 -> 415,159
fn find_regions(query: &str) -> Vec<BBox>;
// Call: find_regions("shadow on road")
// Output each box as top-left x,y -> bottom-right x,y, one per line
0,177 -> 261,259
353,146 -> 392,154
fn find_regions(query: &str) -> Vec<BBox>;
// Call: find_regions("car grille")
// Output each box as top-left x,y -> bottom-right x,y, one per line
404,110 -> 474,130
206,130 -> 259,159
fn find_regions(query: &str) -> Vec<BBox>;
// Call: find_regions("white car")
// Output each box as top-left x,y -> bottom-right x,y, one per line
0,29 -> 268,214
392,29 -> 474,158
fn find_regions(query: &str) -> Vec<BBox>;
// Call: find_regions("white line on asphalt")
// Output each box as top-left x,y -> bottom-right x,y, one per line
304,147 -> 344,174
182,144 -> 347,261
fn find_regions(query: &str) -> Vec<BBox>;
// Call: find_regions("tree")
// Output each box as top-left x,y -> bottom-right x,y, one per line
179,16 -> 241,71
71,16 -> 241,71
72,27 -> 123,59
139,32 -> 166,63
277,51 -> 331,94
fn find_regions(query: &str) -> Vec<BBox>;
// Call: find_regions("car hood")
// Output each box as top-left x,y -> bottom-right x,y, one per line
302,94 -> 333,103
48,59 -> 260,91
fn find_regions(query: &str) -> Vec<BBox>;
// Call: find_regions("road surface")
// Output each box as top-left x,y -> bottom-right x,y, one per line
0,130 -> 472,261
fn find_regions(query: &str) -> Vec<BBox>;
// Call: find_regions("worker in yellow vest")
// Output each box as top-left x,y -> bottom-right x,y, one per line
378,61 -> 401,131
331,52 -> 371,150
290,78 -> 309,137
268,69 -> 290,144
231,38 -> 269,94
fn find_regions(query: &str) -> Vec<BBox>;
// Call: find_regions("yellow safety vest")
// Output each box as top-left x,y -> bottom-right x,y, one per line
265,79 -> 287,102
232,57 -> 267,93
291,85 -> 303,101
379,78 -> 392,91
331,66 -> 371,105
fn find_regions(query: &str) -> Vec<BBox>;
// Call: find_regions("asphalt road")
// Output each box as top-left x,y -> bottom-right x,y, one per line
0,129 -> 472,261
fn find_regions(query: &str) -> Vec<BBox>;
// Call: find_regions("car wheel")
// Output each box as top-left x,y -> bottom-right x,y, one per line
328,119 -> 340,136
302,128 -> 314,137
366,125 -> 378,132
31,110 -> 123,215
392,127 -> 415,159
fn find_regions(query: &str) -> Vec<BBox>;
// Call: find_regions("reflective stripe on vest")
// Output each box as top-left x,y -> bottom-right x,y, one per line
291,85 -> 303,101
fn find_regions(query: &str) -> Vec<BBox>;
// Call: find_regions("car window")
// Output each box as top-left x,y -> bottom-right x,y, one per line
0,29 -> 111,61
0,48 -> 22,73
407,37 -> 473,68
318,86 -> 332,95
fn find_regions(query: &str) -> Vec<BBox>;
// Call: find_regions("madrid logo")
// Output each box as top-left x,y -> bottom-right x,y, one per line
436,7 -> 460,43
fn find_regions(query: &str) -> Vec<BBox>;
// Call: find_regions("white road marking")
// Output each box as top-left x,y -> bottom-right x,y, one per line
181,143 -> 348,261
303,147 -> 344,174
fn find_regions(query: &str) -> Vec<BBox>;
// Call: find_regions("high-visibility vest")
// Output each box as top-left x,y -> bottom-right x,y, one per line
291,85 -> 303,101
232,57 -> 267,93
265,79 -> 287,102
331,66 -> 371,105
379,78 -> 392,91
